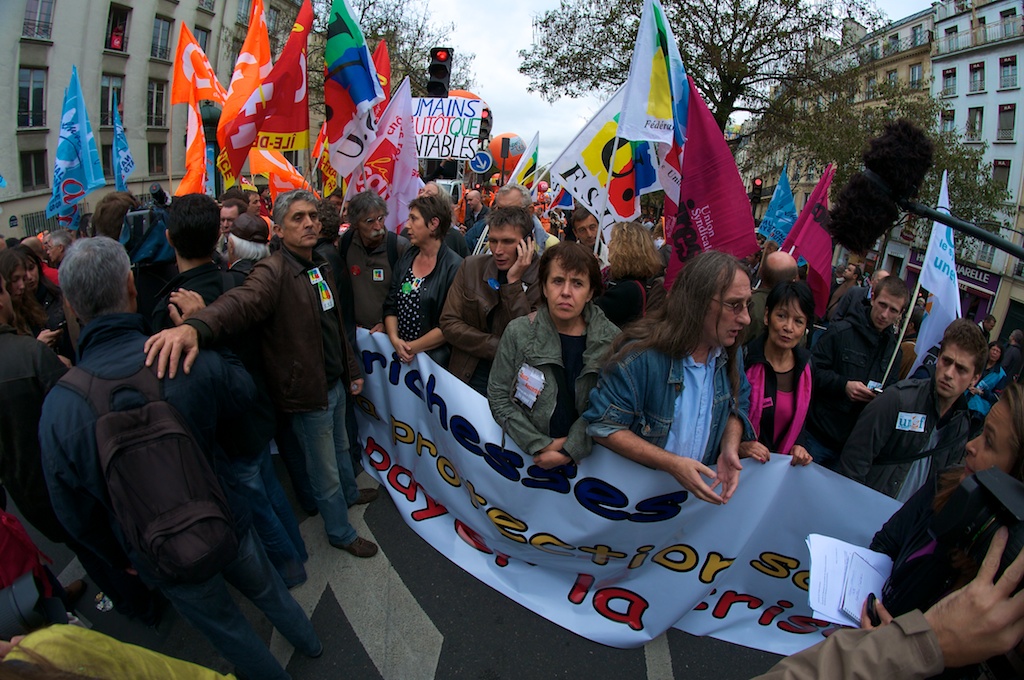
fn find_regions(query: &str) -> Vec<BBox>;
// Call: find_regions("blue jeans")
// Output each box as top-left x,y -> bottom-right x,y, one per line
290,381 -> 360,546
160,529 -> 320,680
804,429 -> 840,470
230,447 -> 308,577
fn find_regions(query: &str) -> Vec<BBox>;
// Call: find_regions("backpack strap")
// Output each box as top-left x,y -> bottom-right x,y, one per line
339,228 -> 355,261
386,231 -> 399,269
633,280 -> 648,317
58,366 -> 163,417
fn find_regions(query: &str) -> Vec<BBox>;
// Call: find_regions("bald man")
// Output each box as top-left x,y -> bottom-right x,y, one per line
466,190 -> 489,227
744,250 -> 799,345
832,268 -> 890,323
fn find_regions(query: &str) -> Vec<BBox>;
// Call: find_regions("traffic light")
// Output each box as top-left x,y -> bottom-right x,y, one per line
751,177 -> 763,201
478,107 -> 492,141
427,47 -> 452,98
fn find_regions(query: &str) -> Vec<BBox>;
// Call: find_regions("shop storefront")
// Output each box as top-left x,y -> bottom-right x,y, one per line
905,249 -> 1001,322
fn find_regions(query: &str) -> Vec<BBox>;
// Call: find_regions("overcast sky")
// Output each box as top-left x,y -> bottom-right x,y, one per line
431,0 -> 932,166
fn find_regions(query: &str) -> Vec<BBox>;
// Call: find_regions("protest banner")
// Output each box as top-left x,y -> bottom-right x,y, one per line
412,96 -> 484,160
352,330 -> 901,655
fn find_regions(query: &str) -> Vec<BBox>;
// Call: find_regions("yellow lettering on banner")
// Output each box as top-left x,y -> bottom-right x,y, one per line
437,456 -> 461,487
529,533 -> 575,557
465,479 -> 487,508
486,507 -> 527,543
579,544 -> 628,566
391,416 -> 414,445
416,433 -> 437,458
354,395 -> 379,420
652,545 -> 699,572
750,552 -> 800,579
627,545 -> 654,570
699,553 -> 734,584
792,570 -> 810,592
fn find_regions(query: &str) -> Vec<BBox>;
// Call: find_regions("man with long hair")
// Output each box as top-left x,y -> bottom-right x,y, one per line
583,251 -> 755,504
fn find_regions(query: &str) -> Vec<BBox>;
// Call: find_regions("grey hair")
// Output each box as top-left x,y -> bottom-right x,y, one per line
347,190 -> 387,226
272,190 -> 318,225
496,183 -> 531,208
60,237 -> 132,323
48,229 -> 74,248
228,234 -> 270,263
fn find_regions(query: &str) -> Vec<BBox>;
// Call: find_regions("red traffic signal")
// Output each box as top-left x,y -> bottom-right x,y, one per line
750,177 -> 764,201
432,49 -> 450,62
427,47 -> 453,98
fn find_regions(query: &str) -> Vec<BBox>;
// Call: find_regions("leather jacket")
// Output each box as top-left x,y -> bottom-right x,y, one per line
440,253 -> 542,384
187,245 -> 362,413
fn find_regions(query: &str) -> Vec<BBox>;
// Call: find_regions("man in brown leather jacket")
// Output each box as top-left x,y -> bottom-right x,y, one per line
145,190 -> 378,558
440,206 -> 542,394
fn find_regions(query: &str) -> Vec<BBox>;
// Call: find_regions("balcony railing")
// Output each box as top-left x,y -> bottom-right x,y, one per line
969,78 -> 985,92
151,44 -> 171,60
1001,73 -> 1019,88
147,113 -> 166,127
17,110 -> 45,127
965,128 -> 982,141
22,19 -> 52,40
858,32 -> 932,65
910,78 -> 923,90
997,127 -> 1015,141
941,84 -> 957,96
936,18 -> 1023,55
197,0 -> 215,10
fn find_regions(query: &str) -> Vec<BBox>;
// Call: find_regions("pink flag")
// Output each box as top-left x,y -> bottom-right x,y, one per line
664,77 -> 758,288
781,164 -> 835,318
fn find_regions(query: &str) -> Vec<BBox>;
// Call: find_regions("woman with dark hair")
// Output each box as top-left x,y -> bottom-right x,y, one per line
868,383 -> 1024,624
0,248 -> 63,352
383,193 -> 463,367
966,341 -> 1008,433
489,242 -> 618,468
742,281 -> 815,465
594,221 -> 665,327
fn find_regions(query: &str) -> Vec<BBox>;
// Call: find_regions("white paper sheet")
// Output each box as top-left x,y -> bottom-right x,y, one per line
807,534 -> 894,627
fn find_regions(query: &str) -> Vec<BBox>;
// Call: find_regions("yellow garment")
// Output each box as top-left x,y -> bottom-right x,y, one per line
6,625 -> 235,679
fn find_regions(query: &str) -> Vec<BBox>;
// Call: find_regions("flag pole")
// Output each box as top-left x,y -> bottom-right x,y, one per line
167,104 -> 174,196
881,279 -> 922,385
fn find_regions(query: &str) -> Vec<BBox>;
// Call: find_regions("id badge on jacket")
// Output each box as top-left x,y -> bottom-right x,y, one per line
515,363 -> 545,410
308,267 -> 335,312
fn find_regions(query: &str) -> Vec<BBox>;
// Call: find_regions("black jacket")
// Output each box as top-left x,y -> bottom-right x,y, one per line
383,243 -> 462,367
807,299 -> 902,452
839,377 -> 969,498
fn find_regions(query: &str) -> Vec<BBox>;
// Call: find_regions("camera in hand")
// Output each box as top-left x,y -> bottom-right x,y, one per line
931,467 -> 1024,584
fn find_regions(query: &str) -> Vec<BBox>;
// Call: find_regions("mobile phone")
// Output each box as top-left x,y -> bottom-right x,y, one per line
54,320 -> 67,332
866,593 -> 882,627
872,386 -> 884,395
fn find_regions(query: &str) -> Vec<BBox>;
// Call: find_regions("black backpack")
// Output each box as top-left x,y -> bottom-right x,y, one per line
58,365 -> 238,583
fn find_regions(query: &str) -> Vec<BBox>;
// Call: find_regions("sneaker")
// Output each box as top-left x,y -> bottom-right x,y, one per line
330,536 -> 378,558
349,487 -> 379,507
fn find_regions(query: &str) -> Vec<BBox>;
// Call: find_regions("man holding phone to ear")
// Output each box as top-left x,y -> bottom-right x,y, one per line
441,206 -> 543,394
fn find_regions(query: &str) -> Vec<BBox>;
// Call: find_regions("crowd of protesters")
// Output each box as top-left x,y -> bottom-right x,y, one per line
3,184 -> 1024,678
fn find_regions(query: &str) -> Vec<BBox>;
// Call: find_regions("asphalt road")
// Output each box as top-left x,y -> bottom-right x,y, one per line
23,465 -> 782,679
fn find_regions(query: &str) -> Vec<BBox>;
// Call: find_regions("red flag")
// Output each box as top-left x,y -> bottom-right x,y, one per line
664,77 -> 758,288
781,164 -> 836,318
176,88 -> 207,196
372,40 -> 391,121
218,0 -> 312,183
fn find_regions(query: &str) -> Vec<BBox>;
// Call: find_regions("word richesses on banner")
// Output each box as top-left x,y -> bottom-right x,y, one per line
351,330 -> 900,653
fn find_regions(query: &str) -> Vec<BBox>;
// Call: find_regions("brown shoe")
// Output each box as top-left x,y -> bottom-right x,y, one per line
350,487 -> 379,506
331,536 -> 378,558
63,579 -> 87,608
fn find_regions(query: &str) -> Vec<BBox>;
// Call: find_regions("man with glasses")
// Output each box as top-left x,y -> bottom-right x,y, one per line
805,274 -> 910,468
584,251 -> 756,505
338,190 -> 408,333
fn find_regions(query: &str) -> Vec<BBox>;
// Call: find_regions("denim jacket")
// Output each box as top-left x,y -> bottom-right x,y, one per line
583,344 -> 755,465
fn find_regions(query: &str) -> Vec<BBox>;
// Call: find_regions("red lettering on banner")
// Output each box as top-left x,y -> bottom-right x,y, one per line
410,490 -> 449,522
567,573 -> 594,605
777,615 -> 837,636
712,590 -> 764,620
692,588 -> 716,612
365,436 -> 391,471
454,519 -> 510,567
758,600 -> 794,626
387,464 -> 418,503
593,588 -> 648,631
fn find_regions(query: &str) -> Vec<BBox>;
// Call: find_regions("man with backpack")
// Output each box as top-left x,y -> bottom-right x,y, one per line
339,190 -> 408,333
39,237 -> 321,680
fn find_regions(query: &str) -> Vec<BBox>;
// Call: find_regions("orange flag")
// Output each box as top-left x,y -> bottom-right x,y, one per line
172,24 -> 227,106
248,148 -> 315,199
372,40 -> 391,121
175,88 -> 207,196
313,122 -> 338,197
216,0 -> 271,187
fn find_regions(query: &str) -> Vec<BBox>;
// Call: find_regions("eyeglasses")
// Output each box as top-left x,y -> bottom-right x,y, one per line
362,215 -> 387,225
714,298 -> 754,315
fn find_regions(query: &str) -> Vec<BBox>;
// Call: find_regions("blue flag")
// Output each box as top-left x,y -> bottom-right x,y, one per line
0,174 -> 6,188
46,66 -> 105,229
757,164 -> 799,246
112,91 -> 134,192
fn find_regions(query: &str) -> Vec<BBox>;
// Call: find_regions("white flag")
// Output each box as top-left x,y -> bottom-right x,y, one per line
506,132 -> 539,191
910,171 -> 962,375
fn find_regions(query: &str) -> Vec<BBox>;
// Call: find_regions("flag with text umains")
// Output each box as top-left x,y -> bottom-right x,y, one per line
46,66 -> 105,230
216,0 -> 271,187
324,0 -> 385,181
